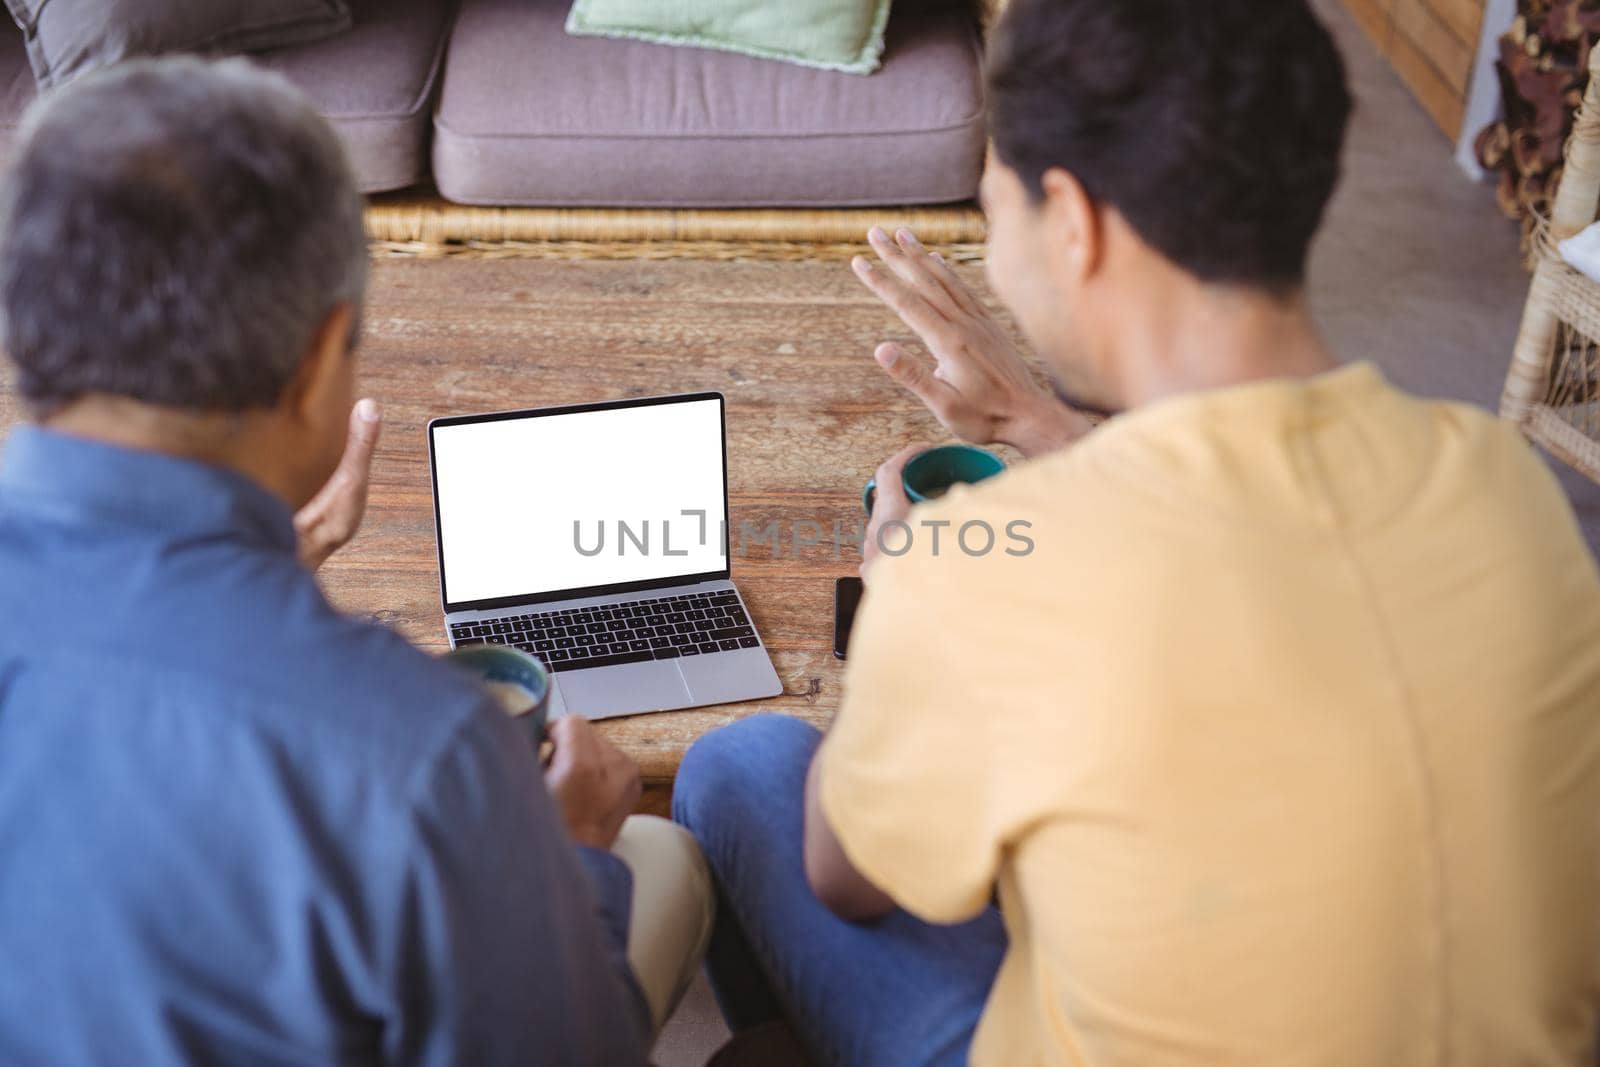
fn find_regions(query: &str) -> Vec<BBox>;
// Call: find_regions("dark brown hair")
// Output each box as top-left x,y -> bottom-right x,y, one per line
986,0 -> 1352,292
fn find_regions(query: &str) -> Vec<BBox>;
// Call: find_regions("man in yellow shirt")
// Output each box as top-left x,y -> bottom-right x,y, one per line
674,0 -> 1600,1063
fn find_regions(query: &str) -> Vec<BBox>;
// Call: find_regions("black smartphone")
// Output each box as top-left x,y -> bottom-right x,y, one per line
833,576 -> 864,660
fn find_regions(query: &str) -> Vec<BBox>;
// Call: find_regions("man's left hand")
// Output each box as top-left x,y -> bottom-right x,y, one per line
861,443 -> 929,581
295,398 -> 382,571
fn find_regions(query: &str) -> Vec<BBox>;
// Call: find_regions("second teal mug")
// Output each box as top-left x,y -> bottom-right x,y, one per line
863,444 -> 1006,515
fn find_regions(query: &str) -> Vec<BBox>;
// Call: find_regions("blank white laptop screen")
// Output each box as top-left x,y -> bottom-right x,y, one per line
432,397 -> 728,607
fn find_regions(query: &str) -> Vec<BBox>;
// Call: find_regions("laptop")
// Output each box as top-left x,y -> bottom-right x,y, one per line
428,391 -> 783,722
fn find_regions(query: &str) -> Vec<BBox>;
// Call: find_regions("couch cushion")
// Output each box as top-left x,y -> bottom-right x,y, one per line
433,0 -> 984,207
0,22 -> 31,160
0,0 -> 451,193
256,0 -> 453,193
3,0 -> 351,89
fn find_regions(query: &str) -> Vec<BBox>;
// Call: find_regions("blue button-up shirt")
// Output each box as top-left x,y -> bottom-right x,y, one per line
0,427 -> 649,1065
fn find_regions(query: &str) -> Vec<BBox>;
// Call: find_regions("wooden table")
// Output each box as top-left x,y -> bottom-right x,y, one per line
0,253 -> 1016,809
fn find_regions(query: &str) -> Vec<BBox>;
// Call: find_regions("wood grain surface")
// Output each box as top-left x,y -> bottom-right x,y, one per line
0,254 -> 1025,799
1339,0 -> 1485,138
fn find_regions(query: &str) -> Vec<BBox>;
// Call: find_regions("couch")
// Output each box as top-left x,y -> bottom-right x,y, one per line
0,0 -> 986,221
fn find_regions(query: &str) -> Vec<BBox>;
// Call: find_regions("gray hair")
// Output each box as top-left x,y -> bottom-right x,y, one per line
0,55 -> 368,412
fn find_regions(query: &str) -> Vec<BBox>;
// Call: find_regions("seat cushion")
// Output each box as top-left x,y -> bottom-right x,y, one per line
251,0 -> 454,193
433,0 -> 984,207
4,0 -> 352,88
0,22 -> 32,160
0,0 -> 451,193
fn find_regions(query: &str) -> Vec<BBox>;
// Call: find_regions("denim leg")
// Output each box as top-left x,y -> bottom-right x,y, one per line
674,715 -> 1006,1067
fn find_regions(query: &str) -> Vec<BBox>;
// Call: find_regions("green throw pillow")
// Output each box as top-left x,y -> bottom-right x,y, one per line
565,0 -> 893,75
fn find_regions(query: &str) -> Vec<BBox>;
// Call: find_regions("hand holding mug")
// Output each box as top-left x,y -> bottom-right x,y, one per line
860,443 -> 928,580
861,443 -> 1009,580
544,716 -> 642,850
863,442 -> 1007,516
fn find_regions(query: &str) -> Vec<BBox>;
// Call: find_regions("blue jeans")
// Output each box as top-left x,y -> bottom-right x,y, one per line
673,715 -> 1007,1067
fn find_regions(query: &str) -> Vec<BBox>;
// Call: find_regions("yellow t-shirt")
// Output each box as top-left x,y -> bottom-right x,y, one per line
820,363 -> 1600,1066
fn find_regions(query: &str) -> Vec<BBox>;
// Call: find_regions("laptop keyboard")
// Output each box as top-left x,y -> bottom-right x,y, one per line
449,590 -> 759,673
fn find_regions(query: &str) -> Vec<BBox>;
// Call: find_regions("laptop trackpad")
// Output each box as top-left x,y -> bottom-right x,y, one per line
554,660 -> 692,721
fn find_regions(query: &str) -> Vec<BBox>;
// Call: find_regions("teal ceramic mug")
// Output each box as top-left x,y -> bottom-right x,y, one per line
443,645 -> 552,746
863,443 -> 1006,515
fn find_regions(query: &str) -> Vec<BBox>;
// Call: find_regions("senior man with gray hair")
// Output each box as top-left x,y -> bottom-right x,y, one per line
0,57 -> 711,1065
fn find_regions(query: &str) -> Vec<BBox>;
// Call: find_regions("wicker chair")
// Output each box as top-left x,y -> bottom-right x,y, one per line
1502,44 -> 1600,482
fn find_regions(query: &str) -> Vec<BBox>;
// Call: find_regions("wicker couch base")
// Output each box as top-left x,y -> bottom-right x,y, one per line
363,191 -> 987,248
